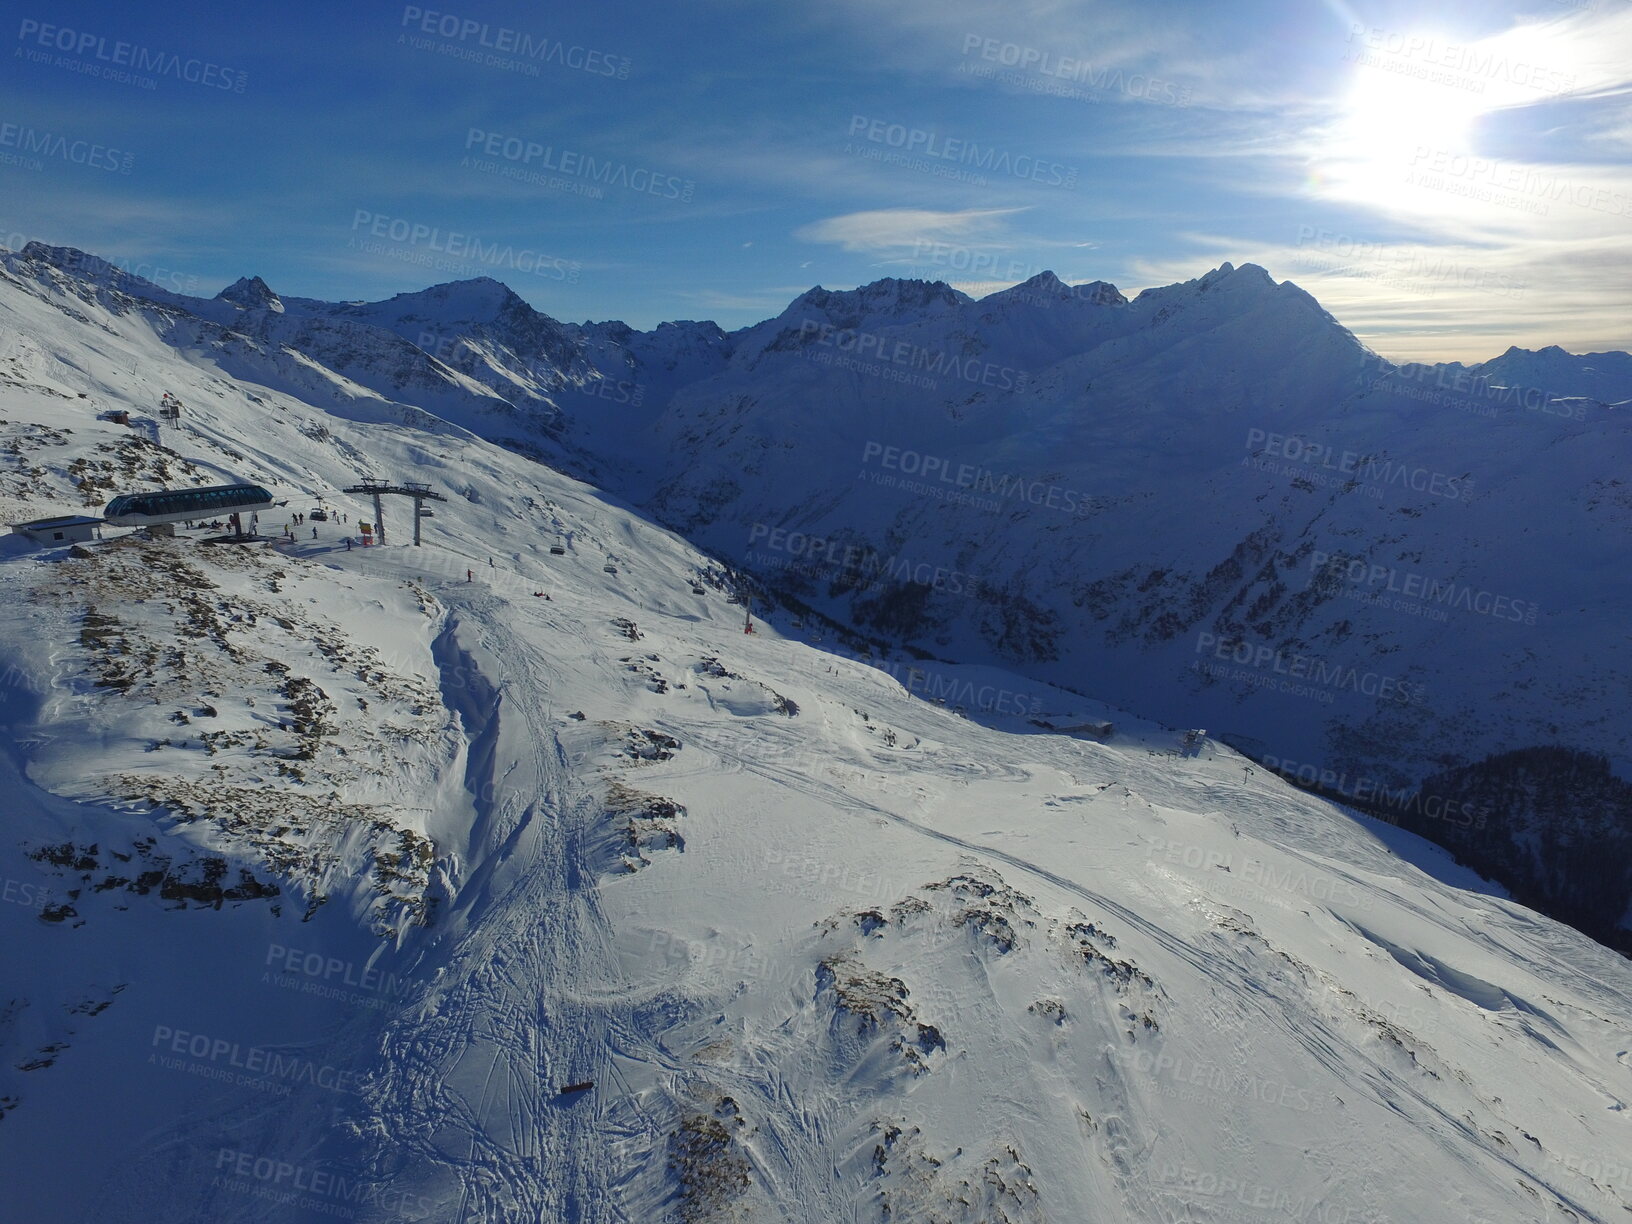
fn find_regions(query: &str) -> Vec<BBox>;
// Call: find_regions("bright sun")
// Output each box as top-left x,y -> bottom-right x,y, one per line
1318,60 -> 1488,211
1339,71 -> 1482,170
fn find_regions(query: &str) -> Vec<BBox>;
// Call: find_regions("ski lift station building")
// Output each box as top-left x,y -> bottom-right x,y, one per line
10,514 -> 105,546
102,483 -> 276,528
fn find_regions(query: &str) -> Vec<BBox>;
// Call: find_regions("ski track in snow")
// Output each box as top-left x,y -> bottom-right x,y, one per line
361,594 -> 633,1222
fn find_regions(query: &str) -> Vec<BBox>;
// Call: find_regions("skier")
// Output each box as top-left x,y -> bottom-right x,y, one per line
345,538 -> 352,551
467,569 -> 473,582
312,526 -> 318,538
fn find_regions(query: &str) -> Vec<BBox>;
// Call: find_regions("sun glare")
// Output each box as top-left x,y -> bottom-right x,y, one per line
1316,43 -> 1492,215
1340,72 -> 1481,167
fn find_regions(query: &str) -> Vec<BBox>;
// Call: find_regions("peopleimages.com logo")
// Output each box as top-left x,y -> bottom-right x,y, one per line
958,34 -> 1193,107
462,127 -> 694,201
745,523 -> 988,598
1145,837 -> 1373,911
263,943 -> 416,1008
1367,359 -> 1589,421
798,320 -> 1027,391
860,442 -> 1093,515
1310,551 -> 1539,626
1404,147 -> 1630,219
212,1149 -> 432,1220
1117,1046 -> 1325,1112
398,6 -> 630,79
1258,753 -> 1490,830
816,643 -> 1044,718
349,209 -> 580,283
0,120 -> 132,173
15,18 -> 249,91
846,114 -> 1078,188
1244,428 -> 1471,499
1193,631 -> 1427,705
1158,1163 -> 1384,1223
1343,24 -> 1577,96
148,1025 -> 360,1095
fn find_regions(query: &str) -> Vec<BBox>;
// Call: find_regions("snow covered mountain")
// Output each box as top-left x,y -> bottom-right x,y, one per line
5,241 -> 1629,952
602,264 -> 1632,943
2,242 -> 1630,1222
625,262 -> 1630,795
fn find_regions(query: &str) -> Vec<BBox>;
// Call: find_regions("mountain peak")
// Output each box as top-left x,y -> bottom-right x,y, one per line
986,272 -> 1128,309
387,276 -> 529,322
217,275 -> 284,313
1196,261 -> 1277,292
796,277 -> 968,315
1022,270 -> 1066,291
1075,279 -> 1128,307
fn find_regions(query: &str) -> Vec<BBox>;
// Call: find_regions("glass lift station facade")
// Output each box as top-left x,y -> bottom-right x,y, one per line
102,483 -> 276,527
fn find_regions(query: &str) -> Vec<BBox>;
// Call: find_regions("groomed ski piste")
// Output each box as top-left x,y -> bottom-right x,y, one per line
1,252 -> 1630,1223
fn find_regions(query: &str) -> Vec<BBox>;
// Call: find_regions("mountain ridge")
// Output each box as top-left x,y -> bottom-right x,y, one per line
18,237 -> 1627,369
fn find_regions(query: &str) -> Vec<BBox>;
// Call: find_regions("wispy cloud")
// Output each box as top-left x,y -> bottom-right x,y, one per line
1468,6 -> 1632,106
818,0 -> 1207,89
670,285 -> 817,314
793,206 -> 1026,253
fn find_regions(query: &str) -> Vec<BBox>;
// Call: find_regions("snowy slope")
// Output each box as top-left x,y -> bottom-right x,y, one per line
0,246 -> 1630,1223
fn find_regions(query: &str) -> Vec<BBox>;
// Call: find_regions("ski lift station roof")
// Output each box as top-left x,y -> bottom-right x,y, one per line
103,483 -> 276,527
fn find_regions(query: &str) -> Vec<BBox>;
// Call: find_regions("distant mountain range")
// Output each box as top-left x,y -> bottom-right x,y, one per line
4,240 -> 1628,951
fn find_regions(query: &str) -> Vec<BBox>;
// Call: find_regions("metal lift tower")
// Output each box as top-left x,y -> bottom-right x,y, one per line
341,478 -> 448,545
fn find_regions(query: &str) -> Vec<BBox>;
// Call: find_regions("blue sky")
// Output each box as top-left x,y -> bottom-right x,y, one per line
2,0 -> 1629,360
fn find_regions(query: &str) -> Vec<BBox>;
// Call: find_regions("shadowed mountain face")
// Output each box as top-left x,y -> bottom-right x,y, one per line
1407,749 -> 1632,955
5,242 -> 1629,954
